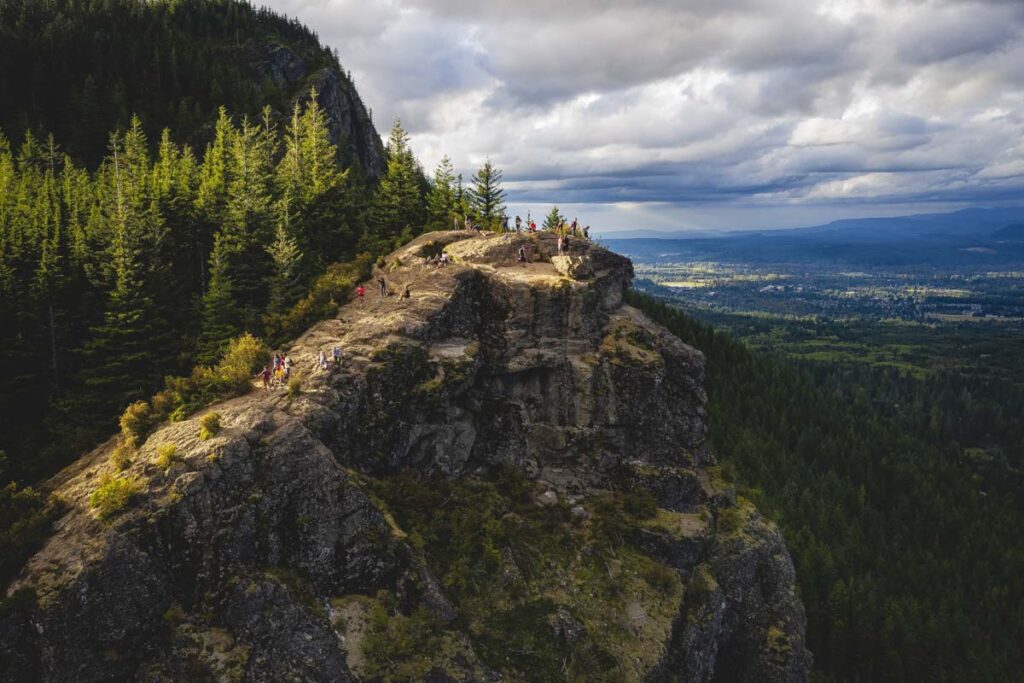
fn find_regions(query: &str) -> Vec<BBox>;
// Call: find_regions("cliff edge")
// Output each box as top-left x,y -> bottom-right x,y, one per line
1,232 -> 809,682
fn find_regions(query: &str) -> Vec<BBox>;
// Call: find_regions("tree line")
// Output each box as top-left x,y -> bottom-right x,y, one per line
627,291 -> 1024,682
0,101 -> 510,490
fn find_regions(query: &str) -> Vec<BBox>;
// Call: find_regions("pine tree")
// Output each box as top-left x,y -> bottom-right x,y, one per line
198,233 -> 241,364
368,119 -> 425,241
469,159 -> 506,230
543,205 -> 564,231
79,127 -> 166,414
426,156 -> 457,232
266,222 -> 304,314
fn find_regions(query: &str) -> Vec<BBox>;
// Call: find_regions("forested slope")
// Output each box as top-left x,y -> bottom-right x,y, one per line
628,291 -> 1024,681
0,0 -> 367,169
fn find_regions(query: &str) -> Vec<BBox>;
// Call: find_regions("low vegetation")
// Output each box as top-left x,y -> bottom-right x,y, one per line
0,480 -> 63,586
198,413 -> 221,441
363,468 -> 683,681
89,473 -> 143,521
155,444 -> 181,471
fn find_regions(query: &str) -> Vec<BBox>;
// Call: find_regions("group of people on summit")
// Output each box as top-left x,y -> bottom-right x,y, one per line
257,215 -> 596,392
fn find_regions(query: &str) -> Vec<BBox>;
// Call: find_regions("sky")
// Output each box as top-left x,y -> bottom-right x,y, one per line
262,0 -> 1024,233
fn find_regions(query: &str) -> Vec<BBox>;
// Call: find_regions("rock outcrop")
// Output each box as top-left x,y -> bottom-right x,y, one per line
0,232 -> 810,682
250,42 -> 386,179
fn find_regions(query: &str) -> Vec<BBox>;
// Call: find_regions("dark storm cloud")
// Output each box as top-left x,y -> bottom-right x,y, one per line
263,0 -> 1024,229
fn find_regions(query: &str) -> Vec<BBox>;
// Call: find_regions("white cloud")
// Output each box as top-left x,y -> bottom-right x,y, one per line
261,0 -> 1024,230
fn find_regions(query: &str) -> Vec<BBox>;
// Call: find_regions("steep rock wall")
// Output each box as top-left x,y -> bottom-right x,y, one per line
1,232 -> 809,682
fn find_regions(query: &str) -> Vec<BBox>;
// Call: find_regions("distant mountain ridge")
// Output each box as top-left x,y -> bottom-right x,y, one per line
603,207 -> 1024,268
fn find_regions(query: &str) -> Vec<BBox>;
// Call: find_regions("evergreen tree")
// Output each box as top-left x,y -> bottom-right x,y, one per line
368,119 -> 425,241
469,159 -> 506,229
543,205 -> 564,231
426,156 -> 457,232
198,233 -> 241,364
266,222 -> 304,315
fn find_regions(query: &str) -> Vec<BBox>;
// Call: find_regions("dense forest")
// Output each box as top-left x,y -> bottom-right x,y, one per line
0,0 -> 342,167
628,291 -> 1024,682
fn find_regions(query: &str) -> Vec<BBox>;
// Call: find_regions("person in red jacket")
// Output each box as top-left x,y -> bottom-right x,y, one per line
356,284 -> 366,304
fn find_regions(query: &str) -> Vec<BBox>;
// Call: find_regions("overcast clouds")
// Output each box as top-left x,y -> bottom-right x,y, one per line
263,0 -> 1024,231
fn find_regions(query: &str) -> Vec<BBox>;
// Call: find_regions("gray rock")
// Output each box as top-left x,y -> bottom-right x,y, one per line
1,232 -> 809,682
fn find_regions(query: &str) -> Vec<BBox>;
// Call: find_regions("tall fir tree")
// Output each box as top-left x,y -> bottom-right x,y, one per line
368,119 -> 425,242
266,222 -> 304,315
426,156 -> 457,232
469,159 -> 506,229
198,232 -> 241,364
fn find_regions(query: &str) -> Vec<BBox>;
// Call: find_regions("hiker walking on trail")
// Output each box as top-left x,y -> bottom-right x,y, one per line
515,215 -> 522,233
557,235 -> 564,255
317,350 -> 329,370
584,225 -> 590,239
356,284 -> 365,304
503,214 -> 509,232
259,366 -> 272,391
377,276 -> 387,297
332,345 -> 342,364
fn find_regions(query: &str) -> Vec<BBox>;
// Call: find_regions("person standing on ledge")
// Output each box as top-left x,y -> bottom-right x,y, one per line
377,276 -> 387,297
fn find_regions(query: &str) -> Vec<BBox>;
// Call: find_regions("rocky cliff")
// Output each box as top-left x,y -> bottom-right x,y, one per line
250,43 -> 386,179
0,233 -> 809,682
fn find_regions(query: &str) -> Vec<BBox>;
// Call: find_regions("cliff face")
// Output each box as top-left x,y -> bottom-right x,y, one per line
251,43 -> 386,179
0,233 -> 809,682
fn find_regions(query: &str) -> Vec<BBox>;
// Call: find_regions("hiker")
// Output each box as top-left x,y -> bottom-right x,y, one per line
571,218 -> 578,236
317,350 -> 329,370
515,215 -> 522,233
440,252 -> 450,267
503,214 -> 509,232
273,353 -> 282,372
283,356 -> 292,381
399,284 -> 411,301
464,216 -> 472,231
332,345 -> 342,364
377,276 -> 387,297
557,235 -> 564,254
518,245 -> 527,265
259,366 -> 272,391
356,284 -> 366,304
583,225 -> 590,239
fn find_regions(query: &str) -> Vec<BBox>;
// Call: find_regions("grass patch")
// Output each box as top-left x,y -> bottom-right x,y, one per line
155,443 -> 181,470
198,412 -> 221,441
89,473 -> 143,521
365,468 -> 683,681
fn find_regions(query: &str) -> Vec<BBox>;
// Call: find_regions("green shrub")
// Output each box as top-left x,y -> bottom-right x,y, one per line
155,443 -> 181,470
110,439 -> 135,471
717,506 -> 744,535
0,483 -> 63,585
286,372 -> 304,398
89,473 -> 142,521
264,253 -> 374,344
119,400 -> 154,447
641,560 -> 679,595
622,489 -> 658,519
199,412 -> 221,440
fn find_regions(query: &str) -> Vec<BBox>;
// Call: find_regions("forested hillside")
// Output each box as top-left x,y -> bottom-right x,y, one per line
0,0 -> 341,167
628,291 -> 1024,681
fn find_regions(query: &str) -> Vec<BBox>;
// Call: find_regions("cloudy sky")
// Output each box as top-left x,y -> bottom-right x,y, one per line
263,0 -> 1024,232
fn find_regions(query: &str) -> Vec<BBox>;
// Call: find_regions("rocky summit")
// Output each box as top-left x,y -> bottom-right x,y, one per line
0,232 -> 810,682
